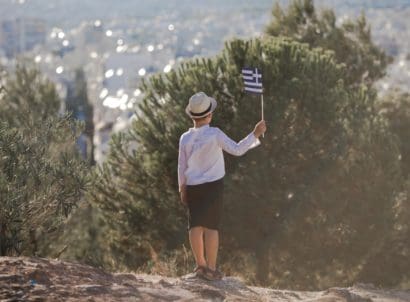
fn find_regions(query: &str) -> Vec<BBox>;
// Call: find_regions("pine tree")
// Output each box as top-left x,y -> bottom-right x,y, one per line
265,0 -> 389,87
65,68 -> 95,165
354,179 -> 410,288
352,91 -> 410,287
0,64 -> 60,127
377,91 -> 410,178
0,64 -> 91,256
90,37 -> 401,288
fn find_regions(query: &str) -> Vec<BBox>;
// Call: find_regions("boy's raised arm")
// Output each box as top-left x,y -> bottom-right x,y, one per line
216,120 -> 266,156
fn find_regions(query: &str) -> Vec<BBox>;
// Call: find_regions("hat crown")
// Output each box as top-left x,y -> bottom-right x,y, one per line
185,91 -> 217,118
189,92 -> 211,114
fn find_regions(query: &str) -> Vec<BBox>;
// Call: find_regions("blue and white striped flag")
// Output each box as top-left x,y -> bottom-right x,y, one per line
242,67 -> 263,94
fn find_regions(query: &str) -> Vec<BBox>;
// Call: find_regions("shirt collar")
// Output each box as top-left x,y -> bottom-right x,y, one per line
191,124 -> 210,131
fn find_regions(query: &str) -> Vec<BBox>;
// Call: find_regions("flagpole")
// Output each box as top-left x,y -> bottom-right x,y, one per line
241,67 -> 264,137
261,94 -> 264,138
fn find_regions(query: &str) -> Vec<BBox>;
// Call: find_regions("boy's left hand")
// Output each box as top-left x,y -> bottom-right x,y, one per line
180,186 -> 188,206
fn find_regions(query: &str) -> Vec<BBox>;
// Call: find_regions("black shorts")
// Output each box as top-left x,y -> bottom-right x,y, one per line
186,178 -> 224,231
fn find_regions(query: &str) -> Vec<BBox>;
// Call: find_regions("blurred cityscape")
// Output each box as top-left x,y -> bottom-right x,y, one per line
0,0 -> 409,163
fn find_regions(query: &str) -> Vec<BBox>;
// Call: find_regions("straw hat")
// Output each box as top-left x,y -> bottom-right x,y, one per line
185,92 -> 217,118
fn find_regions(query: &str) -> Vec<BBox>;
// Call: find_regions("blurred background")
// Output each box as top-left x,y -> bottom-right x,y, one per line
1,0 -> 409,162
0,0 -> 409,291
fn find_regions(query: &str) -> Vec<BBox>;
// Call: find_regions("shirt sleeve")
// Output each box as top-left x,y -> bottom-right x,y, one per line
178,137 -> 187,190
216,128 -> 261,156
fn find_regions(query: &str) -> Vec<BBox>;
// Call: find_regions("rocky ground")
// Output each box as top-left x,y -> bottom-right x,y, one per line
0,257 -> 409,301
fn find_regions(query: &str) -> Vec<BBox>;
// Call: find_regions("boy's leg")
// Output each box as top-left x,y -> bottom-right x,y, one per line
204,228 -> 219,270
189,226 -> 207,268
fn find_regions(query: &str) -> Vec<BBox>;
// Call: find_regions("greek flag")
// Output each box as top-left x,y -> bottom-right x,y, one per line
242,67 -> 263,94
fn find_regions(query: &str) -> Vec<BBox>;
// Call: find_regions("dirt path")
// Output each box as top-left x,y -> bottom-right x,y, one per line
0,257 -> 408,301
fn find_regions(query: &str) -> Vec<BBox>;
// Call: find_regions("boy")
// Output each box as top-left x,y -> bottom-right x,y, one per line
178,91 -> 266,280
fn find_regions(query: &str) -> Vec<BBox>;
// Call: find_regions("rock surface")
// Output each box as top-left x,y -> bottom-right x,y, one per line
0,257 -> 409,301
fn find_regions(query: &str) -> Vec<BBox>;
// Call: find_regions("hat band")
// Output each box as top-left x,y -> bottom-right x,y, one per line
189,103 -> 212,117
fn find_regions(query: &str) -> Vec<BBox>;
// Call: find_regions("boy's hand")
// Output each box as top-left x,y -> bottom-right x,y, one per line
253,120 -> 267,138
180,185 -> 188,206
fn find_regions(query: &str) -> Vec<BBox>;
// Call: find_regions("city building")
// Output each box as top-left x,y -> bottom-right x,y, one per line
0,18 -> 47,58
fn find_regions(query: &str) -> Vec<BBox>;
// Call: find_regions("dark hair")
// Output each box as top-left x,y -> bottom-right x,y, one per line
192,113 -> 212,122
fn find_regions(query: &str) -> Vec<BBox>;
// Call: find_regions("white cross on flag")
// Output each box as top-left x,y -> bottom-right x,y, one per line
242,67 -> 263,94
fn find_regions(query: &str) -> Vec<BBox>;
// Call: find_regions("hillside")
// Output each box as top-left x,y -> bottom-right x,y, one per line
0,257 -> 409,301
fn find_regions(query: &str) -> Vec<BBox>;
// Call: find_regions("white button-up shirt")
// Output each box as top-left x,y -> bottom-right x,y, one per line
178,125 -> 260,189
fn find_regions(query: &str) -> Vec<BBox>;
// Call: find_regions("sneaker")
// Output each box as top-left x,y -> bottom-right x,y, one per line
202,267 -> 224,281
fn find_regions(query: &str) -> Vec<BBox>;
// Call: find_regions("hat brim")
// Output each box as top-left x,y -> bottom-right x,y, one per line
185,97 -> 217,118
